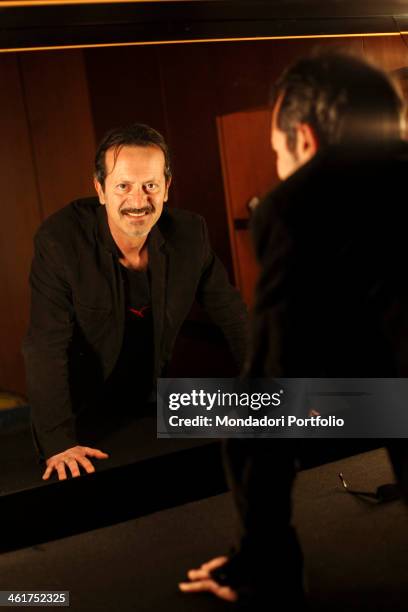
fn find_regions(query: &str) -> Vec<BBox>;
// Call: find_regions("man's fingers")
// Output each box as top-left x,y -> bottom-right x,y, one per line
42,464 -> 54,480
216,586 -> 238,602
56,462 -> 68,481
75,455 -> 96,474
65,458 -> 81,478
200,556 -> 229,572
187,555 -> 228,580
187,568 -> 210,580
82,447 -> 109,459
179,580 -> 237,602
181,557 -> 238,603
179,579 -> 217,593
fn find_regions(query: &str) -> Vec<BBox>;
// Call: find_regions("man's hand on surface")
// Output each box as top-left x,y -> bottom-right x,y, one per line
42,446 -> 109,481
179,556 -> 238,602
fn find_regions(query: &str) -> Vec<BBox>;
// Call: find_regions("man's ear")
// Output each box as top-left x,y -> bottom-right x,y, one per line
163,176 -> 172,203
94,176 -> 105,205
295,123 -> 319,164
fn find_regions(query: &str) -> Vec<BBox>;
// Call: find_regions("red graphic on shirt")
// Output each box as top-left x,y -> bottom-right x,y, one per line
129,306 -> 149,318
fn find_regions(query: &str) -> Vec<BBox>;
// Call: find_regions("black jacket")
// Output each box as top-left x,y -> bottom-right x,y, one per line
23,198 -> 248,459
249,141 -> 408,378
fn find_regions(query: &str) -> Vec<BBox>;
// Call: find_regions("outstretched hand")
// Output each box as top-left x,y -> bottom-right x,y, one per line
179,556 -> 238,602
42,446 -> 109,481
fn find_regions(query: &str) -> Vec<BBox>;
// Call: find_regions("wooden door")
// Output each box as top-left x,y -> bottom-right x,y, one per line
217,109 -> 278,307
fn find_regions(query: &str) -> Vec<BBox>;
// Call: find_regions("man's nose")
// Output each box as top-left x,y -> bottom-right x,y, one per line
127,187 -> 146,207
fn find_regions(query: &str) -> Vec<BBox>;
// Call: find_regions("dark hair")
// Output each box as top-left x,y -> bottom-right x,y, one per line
271,50 -> 405,151
94,123 -> 172,187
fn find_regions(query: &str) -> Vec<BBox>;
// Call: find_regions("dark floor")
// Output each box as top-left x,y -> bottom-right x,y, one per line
1,448 -> 406,611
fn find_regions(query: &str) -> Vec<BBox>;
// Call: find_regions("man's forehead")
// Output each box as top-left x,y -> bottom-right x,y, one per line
270,93 -> 286,148
104,144 -> 165,176
271,94 -> 284,131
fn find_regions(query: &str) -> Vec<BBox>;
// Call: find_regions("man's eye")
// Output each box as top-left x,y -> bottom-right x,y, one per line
117,184 -> 127,190
146,183 -> 157,191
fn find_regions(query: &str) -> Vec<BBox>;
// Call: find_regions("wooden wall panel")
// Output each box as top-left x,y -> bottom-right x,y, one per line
210,37 -> 365,116
217,109 -> 274,307
210,39 -> 314,115
20,50 -> 96,219
362,34 -> 408,72
0,50 -> 96,395
157,43 -> 233,273
217,110 -> 277,218
84,47 -> 166,144
363,34 -> 408,127
0,54 -> 42,394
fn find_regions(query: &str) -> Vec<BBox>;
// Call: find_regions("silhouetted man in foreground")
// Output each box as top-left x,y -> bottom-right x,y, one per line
180,50 -> 408,608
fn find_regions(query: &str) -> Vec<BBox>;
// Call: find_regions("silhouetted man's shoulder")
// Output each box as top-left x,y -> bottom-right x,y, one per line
253,140 -> 408,255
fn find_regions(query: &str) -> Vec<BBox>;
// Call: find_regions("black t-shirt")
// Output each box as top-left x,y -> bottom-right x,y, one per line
104,265 -> 154,409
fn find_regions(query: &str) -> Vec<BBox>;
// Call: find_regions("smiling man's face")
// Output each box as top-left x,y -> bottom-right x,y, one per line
94,144 -> 171,243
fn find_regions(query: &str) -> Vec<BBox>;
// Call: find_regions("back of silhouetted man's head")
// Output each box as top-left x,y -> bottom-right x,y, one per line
271,50 -> 406,151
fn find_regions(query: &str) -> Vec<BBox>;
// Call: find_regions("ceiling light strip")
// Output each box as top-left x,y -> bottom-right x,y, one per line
0,31 -> 404,54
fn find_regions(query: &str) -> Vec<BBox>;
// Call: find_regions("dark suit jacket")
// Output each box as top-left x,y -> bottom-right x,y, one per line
23,198 -> 248,459
249,141 -> 408,378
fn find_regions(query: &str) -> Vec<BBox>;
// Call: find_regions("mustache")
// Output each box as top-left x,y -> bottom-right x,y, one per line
121,205 -> 154,215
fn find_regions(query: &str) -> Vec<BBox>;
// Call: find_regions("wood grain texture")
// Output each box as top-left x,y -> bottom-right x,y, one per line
0,54 -> 42,394
20,49 -> 96,219
0,50 -> 96,394
217,109 -> 273,306
362,34 -> 408,72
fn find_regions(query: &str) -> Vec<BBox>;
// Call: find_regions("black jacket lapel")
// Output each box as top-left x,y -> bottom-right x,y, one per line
148,224 -> 167,379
